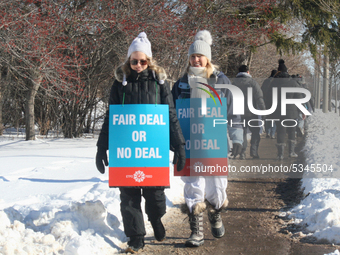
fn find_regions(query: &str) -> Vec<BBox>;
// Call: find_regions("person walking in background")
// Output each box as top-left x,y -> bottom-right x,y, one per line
171,30 -> 243,247
263,59 -> 303,160
261,70 -> 277,139
232,65 -> 266,159
95,32 -> 186,253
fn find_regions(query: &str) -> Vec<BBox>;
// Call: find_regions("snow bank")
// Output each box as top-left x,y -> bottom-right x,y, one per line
0,183 -> 125,254
288,110 -> 340,244
0,138 -> 183,254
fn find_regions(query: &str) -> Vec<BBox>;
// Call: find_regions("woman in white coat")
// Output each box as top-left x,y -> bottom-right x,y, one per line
171,30 -> 243,247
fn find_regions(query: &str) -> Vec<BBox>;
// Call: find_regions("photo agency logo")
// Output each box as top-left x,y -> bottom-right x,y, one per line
190,81 -> 224,117
196,82 -> 223,109
198,82 -> 312,128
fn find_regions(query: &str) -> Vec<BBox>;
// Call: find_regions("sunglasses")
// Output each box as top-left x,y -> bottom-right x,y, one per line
130,59 -> 148,66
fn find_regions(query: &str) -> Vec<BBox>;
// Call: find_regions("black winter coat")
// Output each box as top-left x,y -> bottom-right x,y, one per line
97,67 -> 185,151
231,72 -> 265,119
261,77 -> 274,110
263,71 -> 303,120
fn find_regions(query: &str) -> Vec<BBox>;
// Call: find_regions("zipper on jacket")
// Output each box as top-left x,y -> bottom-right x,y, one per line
155,81 -> 158,105
122,86 -> 126,106
122,74 -> 127,106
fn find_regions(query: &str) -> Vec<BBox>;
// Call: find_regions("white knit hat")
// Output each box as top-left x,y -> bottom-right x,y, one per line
127,32 -> 152,58
188,30 -> 212,60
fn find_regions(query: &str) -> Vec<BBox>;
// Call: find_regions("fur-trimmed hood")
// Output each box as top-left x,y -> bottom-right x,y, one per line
114,65 -> 167,83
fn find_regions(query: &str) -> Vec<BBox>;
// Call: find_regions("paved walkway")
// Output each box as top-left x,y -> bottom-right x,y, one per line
130,135 -> 339,255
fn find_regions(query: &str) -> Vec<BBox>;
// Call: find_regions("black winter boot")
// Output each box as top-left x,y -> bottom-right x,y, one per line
125,235 -> 145,253
207,208 -> 225,238
185,213 -> 204,247
249,141 -> 260,159
276,143 -> 286,160
288,139 -> 298,158
239,149 -> 246,160
150,217 -> 166,241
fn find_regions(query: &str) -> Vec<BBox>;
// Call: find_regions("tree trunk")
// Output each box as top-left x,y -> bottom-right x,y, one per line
247,51 -> 253,69
92,104 -> 97,134
0,72 -> 4,136
25,74 -> 42,140
315,51 -> 321,109
323,52 -> 329,113
335,80 -> 338,114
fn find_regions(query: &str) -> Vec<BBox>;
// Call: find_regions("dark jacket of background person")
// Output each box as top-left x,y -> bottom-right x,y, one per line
231,72 -> 266,118
261,70 -> 277,110
263,71 -> 304,120
97,67 -> 185,151
230,66 -> 265,159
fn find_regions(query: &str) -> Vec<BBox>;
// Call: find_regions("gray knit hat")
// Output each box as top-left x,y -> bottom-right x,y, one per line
127,32 -> 152,58
188,30 -> 212,60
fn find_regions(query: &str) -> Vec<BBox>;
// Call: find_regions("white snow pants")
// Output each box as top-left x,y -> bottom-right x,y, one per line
181,176 -> 228,213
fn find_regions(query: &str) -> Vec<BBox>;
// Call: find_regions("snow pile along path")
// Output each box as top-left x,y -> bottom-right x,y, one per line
0,138 -> 183,254
288,110 -> 340,245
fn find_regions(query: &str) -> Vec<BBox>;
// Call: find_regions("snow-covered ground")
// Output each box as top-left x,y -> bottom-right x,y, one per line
0,109 -> 340,254
287,109 -> 340,252
0,137 -> 183,254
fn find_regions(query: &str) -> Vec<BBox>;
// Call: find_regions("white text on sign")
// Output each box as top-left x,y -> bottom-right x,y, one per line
177,107 -> 224,118
117,147 -> 162,158
112,114 -> 166,125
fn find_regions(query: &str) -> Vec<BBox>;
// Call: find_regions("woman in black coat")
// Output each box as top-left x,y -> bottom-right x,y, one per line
95,32 -> 186,253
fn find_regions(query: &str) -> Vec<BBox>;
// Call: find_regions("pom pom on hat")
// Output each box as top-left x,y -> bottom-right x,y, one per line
278,59 -> 288,72
188,30 -> 212,60
195,30 -> 212,46
127,32 -> 152,58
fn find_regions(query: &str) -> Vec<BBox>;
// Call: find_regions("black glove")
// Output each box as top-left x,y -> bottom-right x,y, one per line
96,147 -> 108,174
230,143 -> 242,159
173,144 -> 186,172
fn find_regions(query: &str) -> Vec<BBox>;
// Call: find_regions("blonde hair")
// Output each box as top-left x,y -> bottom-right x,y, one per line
185,58 -> 219,78
120,56 -> 166,78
